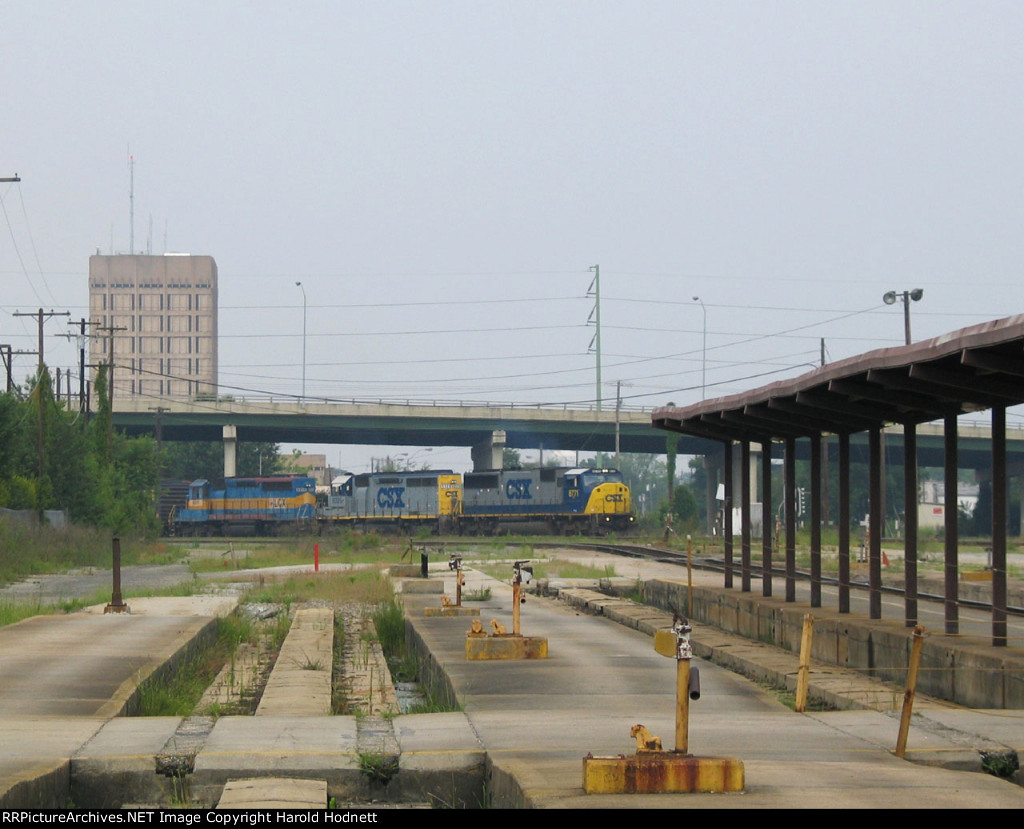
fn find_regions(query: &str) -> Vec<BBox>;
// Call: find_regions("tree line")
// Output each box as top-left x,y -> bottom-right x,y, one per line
0,369 -> 283,536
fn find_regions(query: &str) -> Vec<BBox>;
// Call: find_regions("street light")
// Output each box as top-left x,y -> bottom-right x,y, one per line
295,281 -> 307,401
692,296 -> 706,399
882,288 -> 923,345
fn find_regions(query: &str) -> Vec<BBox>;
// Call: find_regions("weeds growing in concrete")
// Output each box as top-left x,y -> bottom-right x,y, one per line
357,751 -> 399,786
135,612 -> 267,716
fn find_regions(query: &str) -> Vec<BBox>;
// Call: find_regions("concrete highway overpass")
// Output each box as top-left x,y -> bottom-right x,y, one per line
112,397 -> 1024,472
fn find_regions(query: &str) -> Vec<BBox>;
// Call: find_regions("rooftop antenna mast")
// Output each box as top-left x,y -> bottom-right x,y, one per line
128,149 -> 134,254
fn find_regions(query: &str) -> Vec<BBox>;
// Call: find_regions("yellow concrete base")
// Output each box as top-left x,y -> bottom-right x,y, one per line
465,634 -> 548,660
425,606 -> 481,617
582,753 -> 744,794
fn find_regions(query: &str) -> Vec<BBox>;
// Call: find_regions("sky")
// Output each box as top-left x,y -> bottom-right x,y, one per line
2,1 -> 1023,473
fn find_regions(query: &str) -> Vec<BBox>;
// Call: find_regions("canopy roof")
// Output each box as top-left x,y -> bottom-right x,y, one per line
653,315 -> 1024,442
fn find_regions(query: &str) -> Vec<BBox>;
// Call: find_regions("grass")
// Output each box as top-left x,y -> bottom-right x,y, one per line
476,560 -> 616,581
135,612 -> 261,716
243,567 -> 397,608
369,594 -> 459,715
185,533 -> 398,574
462,587 -> 491,602
371,596 -> 406,657
357,751 -> 399,786
0,521 -> 164,586
757,680 -> 835,712
295,652 -> 325,671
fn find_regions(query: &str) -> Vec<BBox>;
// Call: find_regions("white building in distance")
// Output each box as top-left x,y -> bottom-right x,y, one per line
88,254 -> 218,401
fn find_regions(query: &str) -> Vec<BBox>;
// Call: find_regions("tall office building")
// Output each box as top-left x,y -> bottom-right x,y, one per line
88,254 -> 218,400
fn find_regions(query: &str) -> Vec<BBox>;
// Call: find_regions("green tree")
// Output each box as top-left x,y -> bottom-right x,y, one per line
0,367 -> 162,534
616,452 -> 669,516
671,484 -> 700,530
162,440 -> 283,480
502,448 -> 523,470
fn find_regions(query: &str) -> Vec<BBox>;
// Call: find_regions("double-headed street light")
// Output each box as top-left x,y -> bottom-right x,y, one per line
882,288 -> 924,345
295,281 -> 307,401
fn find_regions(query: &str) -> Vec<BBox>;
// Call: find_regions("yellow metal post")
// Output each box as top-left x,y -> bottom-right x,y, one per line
686,534 -> 693,616
895,625 -> 925,758
676,656 -> 690,754
795,613 -> 814,713
512,580 -> 521,635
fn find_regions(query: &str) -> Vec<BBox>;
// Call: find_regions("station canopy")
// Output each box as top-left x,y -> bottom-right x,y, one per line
652,314 -> 1024,441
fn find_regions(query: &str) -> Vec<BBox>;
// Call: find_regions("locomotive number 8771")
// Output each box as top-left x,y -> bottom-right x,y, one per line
459,466 -> 634,535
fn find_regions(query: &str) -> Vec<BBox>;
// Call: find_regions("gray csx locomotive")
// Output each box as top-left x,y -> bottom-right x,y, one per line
319,466 -> 634,535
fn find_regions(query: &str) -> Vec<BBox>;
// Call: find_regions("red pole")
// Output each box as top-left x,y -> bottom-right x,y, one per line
314,543 -> 320,572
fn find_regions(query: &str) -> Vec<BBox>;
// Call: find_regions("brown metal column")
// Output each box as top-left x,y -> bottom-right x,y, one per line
903,422 -> 918,627
809,433 -> 822,608
944,414 -> 959,635
741,440 -> 751,593
762,439 -> 773,598
838,432 -> 851,614
723,440 -> 734,589
869,426 -> 882,619
993,406 -> 1007,647
784,436 -> 796,603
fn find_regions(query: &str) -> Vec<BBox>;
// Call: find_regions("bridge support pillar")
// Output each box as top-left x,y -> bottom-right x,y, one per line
472,430 -> 506,471
223,425 -> 237,478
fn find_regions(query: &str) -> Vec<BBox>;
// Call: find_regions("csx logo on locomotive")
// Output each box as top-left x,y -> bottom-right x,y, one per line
376,487 -> 406,509
505,479 -> 533,499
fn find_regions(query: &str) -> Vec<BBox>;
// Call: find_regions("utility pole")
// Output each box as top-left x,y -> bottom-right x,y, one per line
13,309 -> 70,482
0,345 -> 37,392
606,379 -> 633,470
151,406 -> 169,478
588,265 -> 602,465
13,309 -> 71,369
95,322 -> 128,406
60,319 -> 94,421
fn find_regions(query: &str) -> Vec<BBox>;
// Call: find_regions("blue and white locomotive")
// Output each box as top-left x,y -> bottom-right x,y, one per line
170,476 -> 317,536
460,466 -> 634,535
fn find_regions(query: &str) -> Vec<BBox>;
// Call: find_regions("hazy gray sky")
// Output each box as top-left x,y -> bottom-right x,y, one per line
2,1 -> 1022,471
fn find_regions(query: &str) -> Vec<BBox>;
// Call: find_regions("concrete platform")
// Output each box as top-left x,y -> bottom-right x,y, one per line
257,607 -> 333,717
5,561 -> 1024,808
217,777 -> 327,809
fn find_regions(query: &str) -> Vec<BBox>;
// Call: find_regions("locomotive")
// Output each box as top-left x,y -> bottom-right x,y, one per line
169,476 -> 317,536
166,466 -> 634,536
460,466 -> 634,535
319,469 -> 462,533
